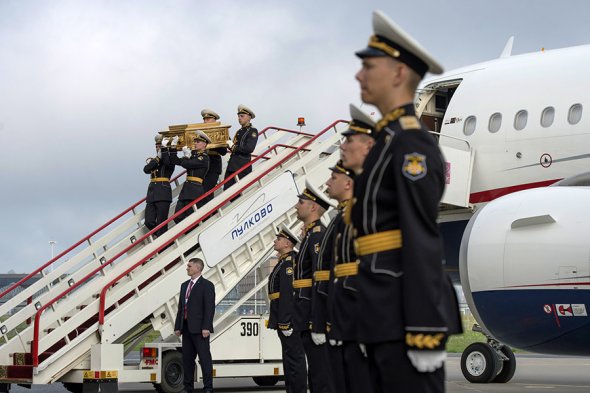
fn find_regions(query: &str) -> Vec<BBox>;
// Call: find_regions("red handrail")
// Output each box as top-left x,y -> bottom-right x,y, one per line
96,142 -> 309,322
96,124 -> 343,324
31,122 -> 343,366
0,126 -> 302,301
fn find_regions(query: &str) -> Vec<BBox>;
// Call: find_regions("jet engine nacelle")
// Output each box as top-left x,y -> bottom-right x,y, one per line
460,185 -> 590,355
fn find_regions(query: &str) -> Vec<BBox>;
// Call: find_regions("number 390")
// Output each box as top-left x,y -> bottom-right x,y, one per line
240,321 -> 259,336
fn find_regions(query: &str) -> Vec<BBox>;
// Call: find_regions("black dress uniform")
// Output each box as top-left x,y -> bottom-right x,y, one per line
223,124 -> 258,190
313,200 -> 344,393
268,249 -> 307,393
172,150 -> 209,224
352,11 -> 461,393
327,201 -> 371,393
351,104 -> 461,392
294,180 -> 334,393
202,146 -> 228,205
143,146 -> 175,237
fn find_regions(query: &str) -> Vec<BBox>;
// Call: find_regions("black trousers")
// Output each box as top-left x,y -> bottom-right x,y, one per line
174,198 -> 206,224
327,344 -> 346,393
342,341 -> 371,393
277,331 -> 307,393
202,170 -> 220,205
365,341 -> 444,393
145,201 -> 171,237
300,331 -> 333,393
223,155 -> 252,190
182,324 -> 213,391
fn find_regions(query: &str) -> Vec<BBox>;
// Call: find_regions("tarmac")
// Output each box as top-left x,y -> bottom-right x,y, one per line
8,354 -> 590,392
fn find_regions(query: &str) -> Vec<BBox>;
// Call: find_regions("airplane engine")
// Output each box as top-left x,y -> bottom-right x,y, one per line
460,184 -> 590,356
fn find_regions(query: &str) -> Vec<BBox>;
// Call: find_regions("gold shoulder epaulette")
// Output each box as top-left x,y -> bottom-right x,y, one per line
399,116 -> 421,130
313,226 -> 322,233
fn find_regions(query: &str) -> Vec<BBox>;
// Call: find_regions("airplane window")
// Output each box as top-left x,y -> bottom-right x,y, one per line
541,107 -> 555,128
488,112 -> 502,133
568,103 -> 583,124
463,115 -> 476,135
514,110 -> 528,130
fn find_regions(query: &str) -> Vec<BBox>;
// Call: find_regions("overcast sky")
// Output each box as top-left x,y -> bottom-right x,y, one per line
1,0 -> 589,273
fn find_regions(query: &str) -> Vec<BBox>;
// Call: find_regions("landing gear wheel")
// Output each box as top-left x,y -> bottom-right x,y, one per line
491,345 -> 516,383
461,342 -> 501,383
252,376 -> 279,386
153,351 -> 184,393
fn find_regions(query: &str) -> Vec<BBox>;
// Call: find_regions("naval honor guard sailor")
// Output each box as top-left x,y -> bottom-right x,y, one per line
268,224 -> 307,393
351,10 -> 461,393
223,105 -> 259,190
143,135 -> 177,237
172,130 -> 211,223
326,105 -> 376,393
201,108 -> 228,205
293,179 -> 335,393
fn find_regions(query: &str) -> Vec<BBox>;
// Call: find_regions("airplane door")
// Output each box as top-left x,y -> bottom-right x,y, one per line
416,80 -> 474,208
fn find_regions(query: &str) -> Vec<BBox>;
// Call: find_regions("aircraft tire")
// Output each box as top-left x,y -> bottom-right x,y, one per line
491,346 -> 516,383
461,342 -> 500,383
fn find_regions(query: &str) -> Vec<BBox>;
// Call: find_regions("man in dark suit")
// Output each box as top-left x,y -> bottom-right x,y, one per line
175,258 -> 215,393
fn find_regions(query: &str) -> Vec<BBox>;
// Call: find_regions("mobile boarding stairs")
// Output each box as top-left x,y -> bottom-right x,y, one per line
0,118 -> 473,391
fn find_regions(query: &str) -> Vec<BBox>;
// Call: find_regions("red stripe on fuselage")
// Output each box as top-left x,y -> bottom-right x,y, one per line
469,179 -> 562,204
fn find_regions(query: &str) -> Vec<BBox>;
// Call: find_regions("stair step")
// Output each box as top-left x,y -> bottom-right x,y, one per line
12,352 -> 54,366
0,365 -> 33,380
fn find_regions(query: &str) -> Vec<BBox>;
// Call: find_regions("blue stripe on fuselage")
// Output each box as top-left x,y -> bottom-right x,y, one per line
472,289 -> 590,355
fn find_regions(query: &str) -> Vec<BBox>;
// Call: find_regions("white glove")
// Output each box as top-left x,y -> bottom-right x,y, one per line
311,332 -> 326,346
407,350 -> 447,373
182,146 -> 191,158
171,136 -> 179,147
329,339 -> 342,346
281,328 -> 293,337
226,139 -> 234,149
156,150 -> 162,159
359,343 -> 367,357
161,137 -> 170,148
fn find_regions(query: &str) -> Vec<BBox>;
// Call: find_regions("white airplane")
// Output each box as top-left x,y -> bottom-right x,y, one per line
414,40 -> 590,383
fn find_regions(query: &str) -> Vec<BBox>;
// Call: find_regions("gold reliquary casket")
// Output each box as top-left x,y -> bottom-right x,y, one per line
159,122 -> 231,149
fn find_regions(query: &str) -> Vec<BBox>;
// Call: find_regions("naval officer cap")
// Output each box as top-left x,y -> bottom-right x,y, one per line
342,104 -> 376,137
329,159 -> 355,180
237,104 -> 256,119
276,223 -> 299,246
355,10 -> 444,77
201,108 -> 220,121
193,130 -> 211,144
298,179 -> 336,210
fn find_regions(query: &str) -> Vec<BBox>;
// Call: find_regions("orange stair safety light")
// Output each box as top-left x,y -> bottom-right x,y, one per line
297,117 -> 306,127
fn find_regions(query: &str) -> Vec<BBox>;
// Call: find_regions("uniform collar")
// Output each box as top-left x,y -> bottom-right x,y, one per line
375,103 -> 417,133
337,200 -> 350,211
278,251 -> 293,261
304,220 -> 319,235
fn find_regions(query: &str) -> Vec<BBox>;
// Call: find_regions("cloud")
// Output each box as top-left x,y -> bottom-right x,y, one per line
1,0 -> 590,272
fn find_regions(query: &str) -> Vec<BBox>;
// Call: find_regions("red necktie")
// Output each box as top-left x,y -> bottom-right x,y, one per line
184,280 -> 194,319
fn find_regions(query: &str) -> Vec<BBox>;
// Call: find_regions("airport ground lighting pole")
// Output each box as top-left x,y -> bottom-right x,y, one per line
49,241 -> 56,272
